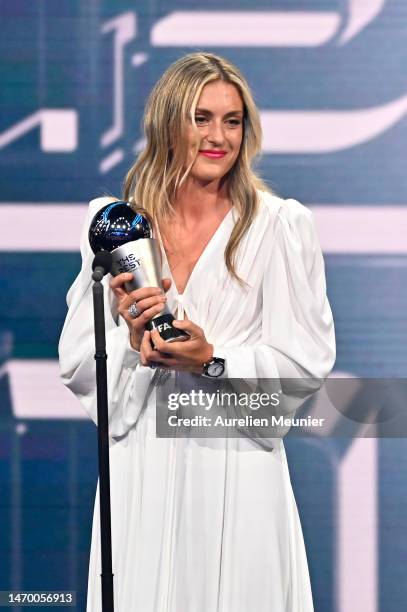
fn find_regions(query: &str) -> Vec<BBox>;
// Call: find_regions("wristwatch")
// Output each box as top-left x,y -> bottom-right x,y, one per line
202,356 -> 226,378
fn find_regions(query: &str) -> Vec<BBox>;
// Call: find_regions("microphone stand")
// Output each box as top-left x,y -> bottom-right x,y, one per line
92,275 -> 114,611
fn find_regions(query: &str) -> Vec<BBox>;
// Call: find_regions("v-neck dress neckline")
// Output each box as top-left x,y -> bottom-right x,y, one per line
155,207 -> 234,298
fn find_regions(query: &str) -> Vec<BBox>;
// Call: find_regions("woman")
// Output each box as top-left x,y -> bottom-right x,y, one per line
59,52 -> 335,611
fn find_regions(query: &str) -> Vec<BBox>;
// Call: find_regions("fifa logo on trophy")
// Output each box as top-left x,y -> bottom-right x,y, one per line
88,200 -> 189,343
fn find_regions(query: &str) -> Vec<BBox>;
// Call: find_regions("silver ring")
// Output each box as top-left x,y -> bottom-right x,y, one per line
128,303 -> 140,319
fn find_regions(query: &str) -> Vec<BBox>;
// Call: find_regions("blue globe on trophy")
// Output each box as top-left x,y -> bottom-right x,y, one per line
89,200 -> 189,343
89,200 -> 152,252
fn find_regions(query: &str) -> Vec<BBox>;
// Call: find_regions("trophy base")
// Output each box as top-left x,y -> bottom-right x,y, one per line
147,313 -> 190,343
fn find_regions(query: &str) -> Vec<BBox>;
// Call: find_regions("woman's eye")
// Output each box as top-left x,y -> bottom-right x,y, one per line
227,119 -> 241,127
194,116 -> 241,126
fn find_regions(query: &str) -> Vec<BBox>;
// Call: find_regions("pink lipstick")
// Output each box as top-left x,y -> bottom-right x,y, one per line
199,150 -> 227,159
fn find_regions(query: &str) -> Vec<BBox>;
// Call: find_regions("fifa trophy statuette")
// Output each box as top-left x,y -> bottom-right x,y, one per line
89,200 -> 189,343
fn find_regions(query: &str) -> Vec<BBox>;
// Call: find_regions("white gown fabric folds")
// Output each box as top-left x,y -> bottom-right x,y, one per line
59,191 -> 336,611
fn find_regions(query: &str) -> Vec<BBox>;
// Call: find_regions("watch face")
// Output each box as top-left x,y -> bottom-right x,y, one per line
208,362 -> 224,377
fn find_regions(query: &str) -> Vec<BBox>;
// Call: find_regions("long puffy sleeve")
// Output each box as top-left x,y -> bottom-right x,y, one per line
213,197 -> 336,407
58,197 -> 156,439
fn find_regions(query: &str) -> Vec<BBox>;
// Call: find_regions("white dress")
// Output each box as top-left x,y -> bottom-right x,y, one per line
59,190 -> 336,612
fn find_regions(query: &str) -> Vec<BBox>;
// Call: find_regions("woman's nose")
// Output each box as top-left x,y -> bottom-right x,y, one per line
207,121 -> 225,144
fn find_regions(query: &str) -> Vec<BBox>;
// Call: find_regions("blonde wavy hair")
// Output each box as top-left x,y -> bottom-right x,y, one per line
123,52 -> 274,283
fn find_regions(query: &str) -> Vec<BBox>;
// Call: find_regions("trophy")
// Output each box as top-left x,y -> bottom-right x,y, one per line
89,200 -> 189,343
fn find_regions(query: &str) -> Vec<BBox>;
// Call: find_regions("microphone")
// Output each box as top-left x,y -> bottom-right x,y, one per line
92,250 -> 112,281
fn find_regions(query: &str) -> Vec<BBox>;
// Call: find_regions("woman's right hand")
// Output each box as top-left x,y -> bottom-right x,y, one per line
110,274 -> 172,351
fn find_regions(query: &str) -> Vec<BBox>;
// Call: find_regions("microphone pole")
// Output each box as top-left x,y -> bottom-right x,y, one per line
92,251 -> 114,612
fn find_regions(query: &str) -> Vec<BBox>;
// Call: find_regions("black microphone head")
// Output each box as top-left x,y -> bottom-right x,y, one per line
92,249 -> 112,273
88,200 -> 152,253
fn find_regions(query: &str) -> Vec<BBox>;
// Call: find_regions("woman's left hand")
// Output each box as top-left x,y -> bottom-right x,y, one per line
140,319 -> 214,374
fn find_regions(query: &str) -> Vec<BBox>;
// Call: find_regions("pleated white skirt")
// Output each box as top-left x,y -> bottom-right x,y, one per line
86,403 -> 314,612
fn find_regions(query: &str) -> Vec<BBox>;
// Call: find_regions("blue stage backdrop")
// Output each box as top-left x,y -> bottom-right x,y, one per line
1,1 -> 406,611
